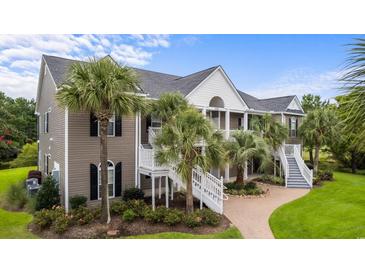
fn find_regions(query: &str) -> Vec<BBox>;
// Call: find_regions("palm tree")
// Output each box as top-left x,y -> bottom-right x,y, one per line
225,130 -> 270,184
154,107 -> 225,213
150,92 -> 188,122
56,57 -> 146,223
299,108 -> 337,176
251,114 -> 287,176
339,38 -> 365,150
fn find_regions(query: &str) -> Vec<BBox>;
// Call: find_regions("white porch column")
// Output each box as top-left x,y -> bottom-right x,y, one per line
165,176 -> 169,208
137,112 -> 141,188
243,112 -> 248,131
225,109 -> 230,139
281,112 -> 285,125
171,180 -> 174,200
202,108 -> 207,117
151,175 -> 155,210
225,164 -> 230,182
158,177 -> 161,199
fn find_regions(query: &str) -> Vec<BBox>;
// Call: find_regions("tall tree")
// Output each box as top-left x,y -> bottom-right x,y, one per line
154,108 -> 225,213
150,92 -> 188,122
301,94 -> 328,164
56,57 -> 146,223
250,114 -> 287,176
299,108 -> 338,175
339,38 -> 365,150
225,130 -> 270,184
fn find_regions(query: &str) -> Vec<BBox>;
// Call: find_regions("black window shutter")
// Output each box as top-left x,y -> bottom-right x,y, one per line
288,117 -> 292,137
90,164 -> 98,200
115,116 -> 122,136
146,115 -> 151,133
238,117 -> 242,128
115,162 -> 122,197
90,113 -> 98,136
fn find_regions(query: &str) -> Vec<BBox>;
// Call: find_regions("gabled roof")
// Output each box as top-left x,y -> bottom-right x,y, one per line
238,91 -> 304,115
41,54 -> 304,114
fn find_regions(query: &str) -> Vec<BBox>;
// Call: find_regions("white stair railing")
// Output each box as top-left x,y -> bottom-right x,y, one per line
293,145 -> 313,188
278,145 -> 289,187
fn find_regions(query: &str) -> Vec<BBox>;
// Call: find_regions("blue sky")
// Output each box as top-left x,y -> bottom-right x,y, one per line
0,34 -> 362,100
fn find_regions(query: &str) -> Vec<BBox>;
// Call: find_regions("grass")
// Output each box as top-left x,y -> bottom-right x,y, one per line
269,172 -> 365,239
0,166 -> 36,193
0,166 -> 37,239
126,226 -> 243,239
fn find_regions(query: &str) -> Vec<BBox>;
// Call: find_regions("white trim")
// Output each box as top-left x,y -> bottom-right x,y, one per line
64,108 -> 69,213
135,113 -> 139,187
286,96 -> 305,113
185,66 -> 249,110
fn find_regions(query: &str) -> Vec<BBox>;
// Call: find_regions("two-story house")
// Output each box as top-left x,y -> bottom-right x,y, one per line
36,55 -> 311,214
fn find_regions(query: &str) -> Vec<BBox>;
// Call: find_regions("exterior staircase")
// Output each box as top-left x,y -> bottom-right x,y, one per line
278,144 -> 313,188
139,127 -> 226,214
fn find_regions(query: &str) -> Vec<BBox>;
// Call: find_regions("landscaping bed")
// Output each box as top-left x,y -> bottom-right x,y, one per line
224,181 -> 267,197
29,195 -> 232,239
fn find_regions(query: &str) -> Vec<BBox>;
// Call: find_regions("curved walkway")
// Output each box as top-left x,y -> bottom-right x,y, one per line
224,184 -> 309,239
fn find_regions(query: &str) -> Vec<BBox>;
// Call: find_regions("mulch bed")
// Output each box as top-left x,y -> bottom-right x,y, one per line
28,193 -> 232,239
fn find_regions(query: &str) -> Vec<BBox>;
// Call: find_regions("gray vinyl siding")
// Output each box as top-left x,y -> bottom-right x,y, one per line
230,112 -> 243,130
68,112 -> 136,205
37,64 -> 65,202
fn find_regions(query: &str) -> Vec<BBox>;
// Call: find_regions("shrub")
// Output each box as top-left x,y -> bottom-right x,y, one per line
91,207 -> 101,219
4,182 -> 28,210
110,200 -> 128,215
9,143 -> 37,168
244,181 -> 257,190
35,176 -> 60,211
33,209 -> 54,230
144,206 -> 168,223
224,182 -> 244,190
122,209 -> 137,222
123,188 -> 145,201
69,195 -> 87,209
198,208 -> 221,226
126,199 -> 148,217
318,170 -> 333,181
163,209 -> 184,226
244,188 -> 264,195
52,213 -> 70,234
183,212 -> 202,228
71,207 -> 94,225
256,175 -> 284,186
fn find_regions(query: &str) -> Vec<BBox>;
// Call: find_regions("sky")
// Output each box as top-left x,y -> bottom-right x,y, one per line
0,34 -> 363,100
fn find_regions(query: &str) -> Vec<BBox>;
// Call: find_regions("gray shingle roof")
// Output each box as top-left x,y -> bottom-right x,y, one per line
42,55 -> 303,114
238,90 -> 303,114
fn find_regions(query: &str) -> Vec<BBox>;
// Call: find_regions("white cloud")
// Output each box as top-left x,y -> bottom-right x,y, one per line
248,68 -> 342,100
0,34 -> 171,99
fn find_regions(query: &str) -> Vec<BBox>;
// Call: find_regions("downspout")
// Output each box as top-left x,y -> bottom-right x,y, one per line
64,108 -> 69,213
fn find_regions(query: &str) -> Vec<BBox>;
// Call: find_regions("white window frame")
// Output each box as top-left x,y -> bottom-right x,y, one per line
98,115 -> 115,137
43,111 -> 49,134
290,117 -> 297,137
151,115 -> 162,128
97,160 -> 115,199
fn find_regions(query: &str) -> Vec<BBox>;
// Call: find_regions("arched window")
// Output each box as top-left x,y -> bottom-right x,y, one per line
98,160 -> 114,199
209,96 -> 224,108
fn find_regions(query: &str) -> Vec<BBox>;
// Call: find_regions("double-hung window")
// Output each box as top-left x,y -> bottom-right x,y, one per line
151,115 -> 162,128
44,154 -> 49,174
290,117 -> 297,137
98,115 -> 115,137
98,161 -> 115,199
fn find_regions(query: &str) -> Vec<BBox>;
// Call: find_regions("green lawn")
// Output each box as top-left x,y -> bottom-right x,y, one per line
0,166 -> 37,239
126,227 -> 243,239
0,166 -> 36,193
269,172 -> 365,239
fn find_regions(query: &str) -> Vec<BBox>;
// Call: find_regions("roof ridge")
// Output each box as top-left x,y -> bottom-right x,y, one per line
43,54 -> 85,63
174,65 -> 220,80
132,67 -> 181,78
259,95 -> 295,101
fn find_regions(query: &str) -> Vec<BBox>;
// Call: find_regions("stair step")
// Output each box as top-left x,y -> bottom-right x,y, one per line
287,184 -> 311,189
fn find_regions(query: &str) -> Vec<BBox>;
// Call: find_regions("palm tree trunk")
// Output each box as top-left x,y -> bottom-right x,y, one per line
314,144 -> 320,176
351,151 -> 357,174
236,165 -> 244,184
186,168 -> 194,213
309,148 -> 314,165
100,119 -> 111,224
